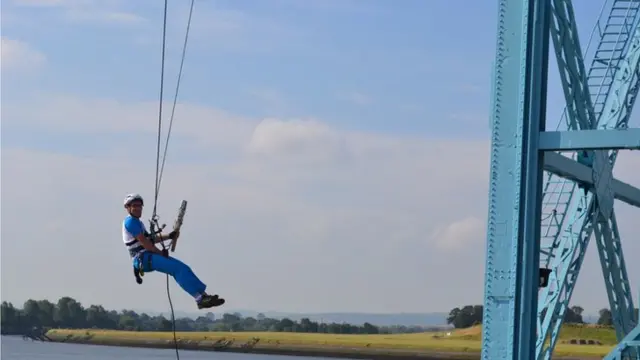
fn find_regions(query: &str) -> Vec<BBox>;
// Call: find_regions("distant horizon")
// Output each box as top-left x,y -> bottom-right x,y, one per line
0,296 -> 611,318
133,307 -> 601,323
1,294 -> 605,327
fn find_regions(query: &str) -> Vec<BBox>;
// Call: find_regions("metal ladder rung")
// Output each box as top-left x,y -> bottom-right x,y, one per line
610,5 -> 640,10
589,83 -> 614,89
609,15 -> 637,18
603,21 -> 636,28
597,37 -> 628,44
596,41 -> 627,48
602,27 -> 634,34
588,85 -> 614,91
595,50 -> 625,57
589,89 -> 613,95
595,46 -> 626,52
588,78 -> 614,84
609,15 -> 638,20
589,85 -> 612,90
611,6 -> 640,11
599,32 -> 629,39
588,77 -> 614,82
597,39 -> 628,45
593,58 -> 615,66
602,25 -> 634,32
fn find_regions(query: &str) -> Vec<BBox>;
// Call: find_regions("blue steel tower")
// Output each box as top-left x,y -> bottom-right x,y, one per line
481,0 -> 640,359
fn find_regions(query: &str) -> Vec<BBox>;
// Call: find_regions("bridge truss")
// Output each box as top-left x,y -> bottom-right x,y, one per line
481,0 -> 640,359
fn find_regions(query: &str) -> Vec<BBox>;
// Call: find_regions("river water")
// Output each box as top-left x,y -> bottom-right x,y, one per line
0,336 -> 331,360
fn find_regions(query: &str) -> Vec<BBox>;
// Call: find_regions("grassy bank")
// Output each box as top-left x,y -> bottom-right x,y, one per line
46,325 -> 617,360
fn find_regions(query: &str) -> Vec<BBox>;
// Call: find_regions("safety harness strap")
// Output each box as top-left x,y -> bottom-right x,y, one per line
132,251 -> 153,285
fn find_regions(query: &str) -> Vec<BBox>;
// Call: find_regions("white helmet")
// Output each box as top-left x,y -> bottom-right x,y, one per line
123,193 -> 144,207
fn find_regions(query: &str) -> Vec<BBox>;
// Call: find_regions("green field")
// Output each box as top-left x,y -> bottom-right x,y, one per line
47,324 -> 619,358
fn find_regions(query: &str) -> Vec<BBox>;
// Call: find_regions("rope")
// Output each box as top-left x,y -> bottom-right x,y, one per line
157,0 -> 195,193
151,1 -> 196,359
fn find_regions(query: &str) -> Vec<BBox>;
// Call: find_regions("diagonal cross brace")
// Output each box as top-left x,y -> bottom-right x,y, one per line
544,152 -> 640,208
544,146 -> 639,347
603,323 -> 640,360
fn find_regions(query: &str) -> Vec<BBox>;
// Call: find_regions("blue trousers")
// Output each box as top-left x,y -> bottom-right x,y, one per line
133,252 -> 207,298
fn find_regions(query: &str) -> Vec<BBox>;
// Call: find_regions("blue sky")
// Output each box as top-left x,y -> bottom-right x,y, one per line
5,0 -> 501,138
1,0 -> 638,315
2,0 -> 609,138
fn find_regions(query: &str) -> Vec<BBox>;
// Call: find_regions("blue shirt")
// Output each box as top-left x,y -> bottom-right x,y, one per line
122,215 -> 147,258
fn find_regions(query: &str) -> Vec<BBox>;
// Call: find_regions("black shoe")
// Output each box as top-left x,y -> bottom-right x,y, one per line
197,294 -> 225,309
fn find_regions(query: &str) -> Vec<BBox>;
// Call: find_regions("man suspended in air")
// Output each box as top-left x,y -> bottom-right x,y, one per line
122,193 -> 225,309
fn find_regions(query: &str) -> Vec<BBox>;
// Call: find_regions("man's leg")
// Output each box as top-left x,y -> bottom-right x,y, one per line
143,253 -> 225,309
147,253 -> 206,296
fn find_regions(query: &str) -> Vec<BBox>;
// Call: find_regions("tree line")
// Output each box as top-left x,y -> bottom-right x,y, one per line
6,296 -> 636,335
1,297 -> 434,335
446,304 -> 639,329
597,308 -> 640,327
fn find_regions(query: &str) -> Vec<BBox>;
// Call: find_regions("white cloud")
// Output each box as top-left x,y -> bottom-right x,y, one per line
268,0 -> 382,14
0,93 -> 495,312
247,118 -> 348,164
64,9 -> 146,25
1,92 -> 638,315
0,37 -> 46,71
10,0 -> 92,7
431,217 -> 486,251
1,93 -> 257,150
9,0 -> 146,25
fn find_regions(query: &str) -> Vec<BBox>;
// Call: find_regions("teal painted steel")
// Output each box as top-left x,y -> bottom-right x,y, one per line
481,0 -> 549,358
604,323 -> 640,359
483,0 -> 640,358
536,1 -> 640,358
538,129 -> 640,150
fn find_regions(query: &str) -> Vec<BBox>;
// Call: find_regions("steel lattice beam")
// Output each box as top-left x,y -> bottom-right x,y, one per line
536,0 -> 640,358
482,0 -> 640,359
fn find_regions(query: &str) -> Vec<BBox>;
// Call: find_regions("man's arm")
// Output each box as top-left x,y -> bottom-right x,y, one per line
136,233 -> 163,254
153,231 -> 179,243
125,218 -> 163,255
143,230 -> 167,244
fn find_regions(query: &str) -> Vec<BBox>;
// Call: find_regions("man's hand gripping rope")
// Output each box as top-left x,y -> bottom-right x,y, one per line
149,216 -> 179,258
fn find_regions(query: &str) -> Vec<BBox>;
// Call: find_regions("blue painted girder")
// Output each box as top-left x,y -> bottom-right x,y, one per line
539,129 -> 640,151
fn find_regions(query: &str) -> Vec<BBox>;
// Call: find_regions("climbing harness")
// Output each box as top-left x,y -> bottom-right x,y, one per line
133,251 -> 153,284
132,201 -> 187,284
138,0 -> 196,359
